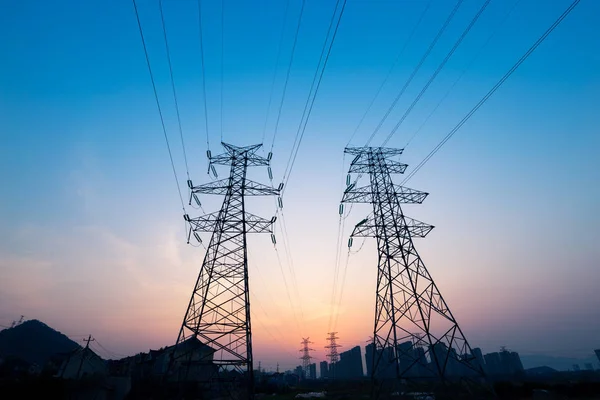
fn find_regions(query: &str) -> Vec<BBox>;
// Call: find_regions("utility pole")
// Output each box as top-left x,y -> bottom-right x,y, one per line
324,332 -> 341,379
76,334 -> 94,379
174,143 -> 279,399
341,146 -> 488,398
299,338 -> 314,379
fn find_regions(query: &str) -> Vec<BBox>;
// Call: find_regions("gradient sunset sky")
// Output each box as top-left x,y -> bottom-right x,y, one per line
1,0 -> 599,371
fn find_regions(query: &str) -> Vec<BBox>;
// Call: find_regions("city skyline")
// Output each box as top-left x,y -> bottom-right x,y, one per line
1,0 -> 599,374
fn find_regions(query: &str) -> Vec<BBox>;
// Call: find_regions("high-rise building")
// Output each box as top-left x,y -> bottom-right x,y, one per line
595,349 -> 600,364
320,361 -> 329,379
294,365 -> 304,380
584,363 -> 594,371
337,346 -> 363,379
483,349 -> 524,376
365,343 -> 396,379
471,348 -> 486,373
365,343 -> 374,378
308,363 -> 317,380
483,352 -> 501,376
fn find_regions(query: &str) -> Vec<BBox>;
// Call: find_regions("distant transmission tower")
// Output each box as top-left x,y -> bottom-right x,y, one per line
341,147 -> 488,397
299,338 -> 314,379
325,332 -> 341,379
173,143 -> 279,399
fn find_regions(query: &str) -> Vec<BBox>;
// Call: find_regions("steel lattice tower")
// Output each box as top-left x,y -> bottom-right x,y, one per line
341,146 -> 488,398
299,337 -> 314,379
174,143 -> 279,399
324,332 -> 341,380
324,332 -> 341,364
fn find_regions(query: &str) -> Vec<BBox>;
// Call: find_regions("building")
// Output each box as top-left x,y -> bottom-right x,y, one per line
365,343 -> 396,379
308,363 -> 317,380
595,349 -> 600,364
108,337 -> 216,383
336,346 -> 363,379
472,347 -> 485,372
57,347 -> 107,380
294,365 -> 304,380
158,337 -> 217,382
365,343 -> 374,378
320,361 -> 328,379
482,349 -> 524,377
483,352 -> 501,376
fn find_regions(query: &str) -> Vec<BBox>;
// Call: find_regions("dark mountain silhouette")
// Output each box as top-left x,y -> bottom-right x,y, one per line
526,366 -> 558,376
0,319 -> 80,366
520,354 -> 598,371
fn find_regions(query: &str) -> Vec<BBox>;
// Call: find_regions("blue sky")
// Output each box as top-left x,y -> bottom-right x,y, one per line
1,0 -> 599,370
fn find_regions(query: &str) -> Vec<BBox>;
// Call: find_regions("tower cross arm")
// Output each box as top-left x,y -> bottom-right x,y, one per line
210,143 -> 271,167
344,146 -> 404,157
393,185 -> 429,204
349,159 -> 408,174
341,185 -> 428,204
341,185 -> 372,203
210,153 -> 270,167
186,212 -> 276,233
191,179 -> 279,196
350,215 -> 434,238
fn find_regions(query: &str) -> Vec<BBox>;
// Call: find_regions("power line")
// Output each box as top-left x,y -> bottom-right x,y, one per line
362,0 -> 464,147
270,0 -> 306,152
404,0 -> 523,149
328,153 -> 347,331
273,245 -> 302,332
328,197 -> 352,333
277,210 -> 305,327
332,249 -> 351,330
346,0 -> 433,147
401,0 -> 581,185
159,0 -> 191,180
220,0 -> 225,142
381,0 -> 492,146
132,0 -> 186,213
261,0 -> 291,146
93,339 -> 129,359
197,0 -> 211,151
219,1 -> 226,142
281,0 -> 347,195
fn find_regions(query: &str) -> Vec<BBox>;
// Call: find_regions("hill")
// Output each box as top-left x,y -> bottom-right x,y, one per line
520,354 -> 599,371
0,319 -> 80,366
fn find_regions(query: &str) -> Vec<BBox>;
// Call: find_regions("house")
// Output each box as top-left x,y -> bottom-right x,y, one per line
160,337 -> 217,382
57,346 -> 107,379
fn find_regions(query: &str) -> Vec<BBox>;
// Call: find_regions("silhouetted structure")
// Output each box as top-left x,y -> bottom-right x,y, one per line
341,146 -> 488,396
308,363 -> 317,380
595,349 -> 600,364
320,361 -> 329,379
325,332 -> 341,379
300,338 -> 314,379
294,365 -> 304,380
336,346 -> 363,379
0,319 -> 80,367
482,348 -> 524,377
58,336 -> 106,380
172,143 -> 279,399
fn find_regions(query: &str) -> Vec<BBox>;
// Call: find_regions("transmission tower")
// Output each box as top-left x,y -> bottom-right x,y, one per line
341,146 -> 488,397
299,338 -> 314,379
173,143 -> 280,399
325,332 -> 341,379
